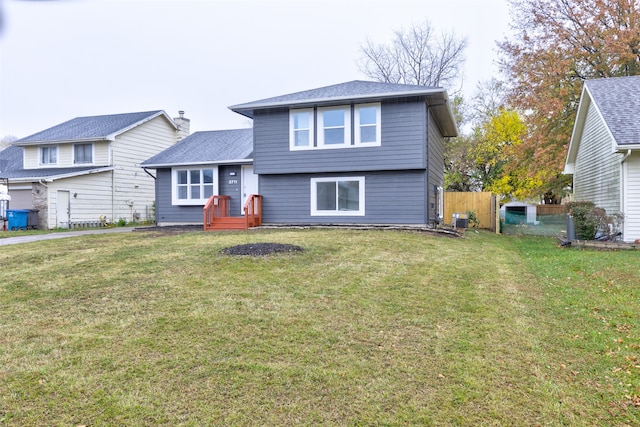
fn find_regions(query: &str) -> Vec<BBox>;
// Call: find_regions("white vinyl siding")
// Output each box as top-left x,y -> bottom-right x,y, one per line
624,152 -> 640,242
573,101 -> 622,215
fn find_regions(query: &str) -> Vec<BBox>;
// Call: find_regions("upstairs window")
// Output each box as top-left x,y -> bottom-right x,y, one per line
290,109 -> 314,150
173,167 -> 216,205
318,107 -> 351,147
40,146 -> 58,165
355,104 -> 381,146
74,143 -> 93,164
289,103 -> 381,150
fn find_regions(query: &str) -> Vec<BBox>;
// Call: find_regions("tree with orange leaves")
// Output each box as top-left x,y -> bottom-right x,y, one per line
498,0 -> 640,202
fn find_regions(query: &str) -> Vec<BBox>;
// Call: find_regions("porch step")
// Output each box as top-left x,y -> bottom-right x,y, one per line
205,216 -> 248,231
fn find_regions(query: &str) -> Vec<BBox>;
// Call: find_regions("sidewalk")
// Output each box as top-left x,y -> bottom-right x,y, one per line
0,227 -> 137,246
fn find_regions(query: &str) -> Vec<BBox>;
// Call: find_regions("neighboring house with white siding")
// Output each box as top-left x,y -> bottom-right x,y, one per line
564,76 -> 640,243
0,110 -> 188,229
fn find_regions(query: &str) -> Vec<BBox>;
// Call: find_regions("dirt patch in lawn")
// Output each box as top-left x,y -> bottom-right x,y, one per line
221,242 -> 304,256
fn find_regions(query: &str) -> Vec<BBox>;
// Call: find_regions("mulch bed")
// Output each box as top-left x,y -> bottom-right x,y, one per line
221,242 -> 304,256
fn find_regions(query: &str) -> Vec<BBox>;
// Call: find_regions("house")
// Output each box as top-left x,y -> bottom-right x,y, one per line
143,80 -> 458,228
0,110 -> 188,229
564,76 -> 640,243
141,129 -> 254,226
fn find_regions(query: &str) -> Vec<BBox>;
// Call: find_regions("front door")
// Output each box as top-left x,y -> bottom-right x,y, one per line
57,190 -> 70,228
241,165 -> 259,214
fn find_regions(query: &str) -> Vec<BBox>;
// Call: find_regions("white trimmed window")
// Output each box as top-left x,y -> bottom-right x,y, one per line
290,109 -> 314,150
311,177 -> 365,216
318,107 -> 351,148
354,103 -> 381,146
74,143 -> 93,164
172,167 -> 217,205
40,146 -> 58,165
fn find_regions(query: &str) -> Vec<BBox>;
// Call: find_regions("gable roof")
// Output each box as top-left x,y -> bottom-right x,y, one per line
229,80 -> 458,137
565,76 -> 640,173
142,128 -> 253,168
13,110 -> 175,145
0,145 -> 112,181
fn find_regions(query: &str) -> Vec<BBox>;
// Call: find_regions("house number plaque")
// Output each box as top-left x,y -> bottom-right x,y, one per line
228,179 -> 238,185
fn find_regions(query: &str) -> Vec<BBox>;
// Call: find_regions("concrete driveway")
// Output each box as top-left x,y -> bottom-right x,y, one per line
0,227 -> 137,246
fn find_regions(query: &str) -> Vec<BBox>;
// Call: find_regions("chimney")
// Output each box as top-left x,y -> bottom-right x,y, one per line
173,110 -> 190,142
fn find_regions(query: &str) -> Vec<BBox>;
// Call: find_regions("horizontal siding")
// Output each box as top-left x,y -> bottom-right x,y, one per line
260,171 -> 427,225
47,171 -> 113,227
253,101 -> 427,175
574,102 -> 621,214
154,166 -> 246,225
155,168 -> 203,225
23,142 -> 110,169
624,152 -> 640,242
112,116 -> 177,223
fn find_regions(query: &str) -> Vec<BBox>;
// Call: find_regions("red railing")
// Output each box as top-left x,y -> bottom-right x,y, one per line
203,195 -> 231,230
243,194 -> 263,229
203,194 -> 262,231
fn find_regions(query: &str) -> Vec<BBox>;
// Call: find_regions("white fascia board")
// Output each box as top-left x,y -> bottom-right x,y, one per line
142,159 -> 253,169
9,167 -> 114,183
13,137 -> 109,146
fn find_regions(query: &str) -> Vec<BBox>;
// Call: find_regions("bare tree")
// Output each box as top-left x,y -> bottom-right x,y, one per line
0,135 -> 18,149
358,20 -> 468,89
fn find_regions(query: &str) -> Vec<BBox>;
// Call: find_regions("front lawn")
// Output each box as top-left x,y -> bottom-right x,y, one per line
0,229 -> 638,425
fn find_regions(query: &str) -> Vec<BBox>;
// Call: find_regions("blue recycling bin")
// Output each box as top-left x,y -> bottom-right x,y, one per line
7,209 -> 29,230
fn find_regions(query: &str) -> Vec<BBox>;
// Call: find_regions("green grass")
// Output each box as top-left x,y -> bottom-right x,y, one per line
0,229 -> 638,426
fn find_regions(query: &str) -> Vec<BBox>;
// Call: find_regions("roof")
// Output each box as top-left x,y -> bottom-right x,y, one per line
14,110 -> 175,145
0,145 -> 112,181
142,128 -> 253,168
585,76 -> 640,146
229,80 -> 458,137
565,76 -> 640,173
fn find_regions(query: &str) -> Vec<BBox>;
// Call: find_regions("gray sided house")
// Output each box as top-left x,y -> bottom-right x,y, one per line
564,76 -> 640,242
141,129 -> 255,226
0,110 -> 185,229
144,80 -> 458,227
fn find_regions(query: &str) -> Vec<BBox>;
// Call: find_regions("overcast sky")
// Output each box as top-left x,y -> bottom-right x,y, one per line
0,0 -> 510,139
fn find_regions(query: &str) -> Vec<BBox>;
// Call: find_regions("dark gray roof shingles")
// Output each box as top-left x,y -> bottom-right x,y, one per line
142,128 -> 253,167
586,76 -> 640,146
229,80 -> 443,112
17,110 -> 165,143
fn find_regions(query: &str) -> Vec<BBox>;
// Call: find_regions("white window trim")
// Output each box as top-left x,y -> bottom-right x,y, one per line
354,103 -> 382,146
171,166 -> 219,206
310,176 -> 365,216
73,143 -> 94,165
39,145 -> 59,166
289,108 -> 315,151
317,106 -> 351,148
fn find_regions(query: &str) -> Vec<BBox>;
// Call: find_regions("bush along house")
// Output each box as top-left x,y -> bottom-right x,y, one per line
142,80 -> 458,230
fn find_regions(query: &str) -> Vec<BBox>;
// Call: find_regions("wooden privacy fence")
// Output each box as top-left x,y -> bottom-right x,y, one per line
444,192 -> 496,231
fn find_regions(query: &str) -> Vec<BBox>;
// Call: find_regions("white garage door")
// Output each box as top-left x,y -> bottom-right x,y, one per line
8,188 -> 32,209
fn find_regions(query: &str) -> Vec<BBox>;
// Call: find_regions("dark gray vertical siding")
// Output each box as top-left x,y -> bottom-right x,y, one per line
426,110 -> 446,224
253,101 -> 427,174
261,171 -> 427,224
219,165 -> 242,214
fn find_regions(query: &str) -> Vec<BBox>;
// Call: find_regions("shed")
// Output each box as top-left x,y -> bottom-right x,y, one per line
500,201 -> 537,225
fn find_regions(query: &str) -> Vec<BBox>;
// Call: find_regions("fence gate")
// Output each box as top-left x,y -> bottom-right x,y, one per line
444,192 -> 496,231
